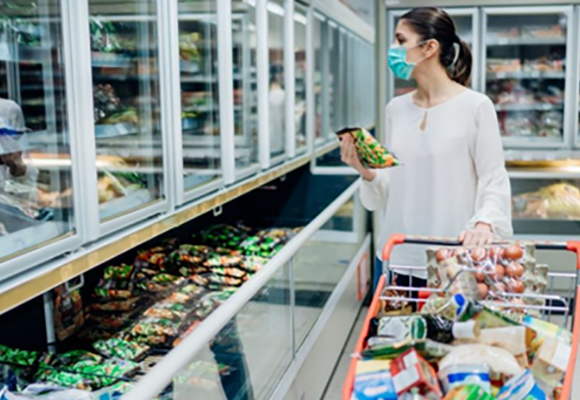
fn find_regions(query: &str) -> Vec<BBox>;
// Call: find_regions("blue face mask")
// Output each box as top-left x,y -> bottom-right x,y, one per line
387,43 -> 424,81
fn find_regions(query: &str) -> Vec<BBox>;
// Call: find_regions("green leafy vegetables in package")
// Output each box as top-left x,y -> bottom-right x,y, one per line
337,127 -> 399,169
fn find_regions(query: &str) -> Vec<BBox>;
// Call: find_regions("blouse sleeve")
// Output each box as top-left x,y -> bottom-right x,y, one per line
467,97 -> 513,238
360,105 -> 391,212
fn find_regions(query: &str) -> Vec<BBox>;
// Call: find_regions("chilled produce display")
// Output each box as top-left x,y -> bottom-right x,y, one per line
512,182 -> 580,220
0,223 -> 300,398
348,245 -> 572,400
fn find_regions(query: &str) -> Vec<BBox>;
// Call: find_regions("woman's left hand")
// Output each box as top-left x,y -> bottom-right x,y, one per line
459,222 -> 494,247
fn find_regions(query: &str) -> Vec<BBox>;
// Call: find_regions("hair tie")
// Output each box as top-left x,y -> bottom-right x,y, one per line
450,42 -> 461,69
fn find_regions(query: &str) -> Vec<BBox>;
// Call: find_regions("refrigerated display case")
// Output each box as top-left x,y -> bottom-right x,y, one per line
483,6 -> 574,148
313,12 -> 324,144
89,1 -> 165,222
177,1 -> 222,195
386,7 -> 479,100
0,0 -> 77,277
294,5 -> 308,154
267,0 -> 286,163
232,0 -> 260,178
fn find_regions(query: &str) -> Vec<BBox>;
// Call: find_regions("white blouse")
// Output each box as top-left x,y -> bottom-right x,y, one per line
361,89 -> 513,277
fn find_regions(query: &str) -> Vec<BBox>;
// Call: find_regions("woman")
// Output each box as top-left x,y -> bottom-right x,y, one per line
340,7 -> 513,290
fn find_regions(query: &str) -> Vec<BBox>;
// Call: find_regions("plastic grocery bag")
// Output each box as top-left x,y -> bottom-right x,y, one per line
439,344 -> 522,376
336,127 -> 399,169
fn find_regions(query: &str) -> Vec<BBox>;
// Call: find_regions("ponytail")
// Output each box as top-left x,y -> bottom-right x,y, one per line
449,39 -> 472,87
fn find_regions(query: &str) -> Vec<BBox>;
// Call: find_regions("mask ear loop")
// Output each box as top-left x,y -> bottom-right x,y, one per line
449,42 -> 461,69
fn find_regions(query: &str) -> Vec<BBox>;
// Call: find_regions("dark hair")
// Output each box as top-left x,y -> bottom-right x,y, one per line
400,7 -> 472,86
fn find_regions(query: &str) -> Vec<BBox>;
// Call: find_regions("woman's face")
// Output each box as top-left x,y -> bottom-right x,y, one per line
394,20 -> 438,65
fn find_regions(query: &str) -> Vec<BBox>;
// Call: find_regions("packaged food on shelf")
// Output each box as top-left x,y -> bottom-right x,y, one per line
52,284 -> 84,342
92,338 -> 149,361
512,183 -> 580,220
522,25 -> 564,39
336,127 -> 399,169
488,28 -> 520,40
487,59 -> 521,74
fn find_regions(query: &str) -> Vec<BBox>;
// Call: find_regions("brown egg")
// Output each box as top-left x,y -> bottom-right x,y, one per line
504,245 -> 524,261
507,280 -> 525,294
436,248 -> 452,262
490,264 -> 505,280
489,246 -> 505,261
506,262 -> 525,278
474,270 -> 486,283
495,282 -> 507,293
471,247 -> 488,263
477,283 -> 489,299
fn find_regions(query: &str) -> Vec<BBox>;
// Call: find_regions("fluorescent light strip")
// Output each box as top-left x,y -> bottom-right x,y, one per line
267,2 -> 284,17
294,13 -> 307,25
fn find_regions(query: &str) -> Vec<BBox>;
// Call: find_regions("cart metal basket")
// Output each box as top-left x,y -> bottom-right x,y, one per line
342,234 -> 580,400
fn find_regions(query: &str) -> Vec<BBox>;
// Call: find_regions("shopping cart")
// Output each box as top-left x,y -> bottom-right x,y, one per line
342,234 -> 580,400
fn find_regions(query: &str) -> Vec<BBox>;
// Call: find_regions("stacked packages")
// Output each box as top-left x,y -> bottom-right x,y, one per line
353,244 -> 572,400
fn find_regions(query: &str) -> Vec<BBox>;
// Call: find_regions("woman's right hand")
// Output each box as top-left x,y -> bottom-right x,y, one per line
340,135 -> 376,181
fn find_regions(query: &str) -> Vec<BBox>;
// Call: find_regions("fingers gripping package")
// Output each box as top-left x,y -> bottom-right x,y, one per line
336,127 -> 399,169
427,245 -> 548,307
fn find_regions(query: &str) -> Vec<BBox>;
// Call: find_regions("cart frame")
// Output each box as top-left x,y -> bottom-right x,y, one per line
342,233 -> 580,400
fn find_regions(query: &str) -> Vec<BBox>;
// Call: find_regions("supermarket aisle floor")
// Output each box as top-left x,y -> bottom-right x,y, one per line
321,306 -> 368,400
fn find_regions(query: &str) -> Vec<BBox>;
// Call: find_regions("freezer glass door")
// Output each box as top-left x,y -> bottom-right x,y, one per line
294,6 -> 307,154
232,0 -> 259,173
388,10 -> 476,99
268,0 -> 286,161
89,0 -> 164,221
484,8 -> 570,147
178,1 -> 222,193
0,0 -> 75,262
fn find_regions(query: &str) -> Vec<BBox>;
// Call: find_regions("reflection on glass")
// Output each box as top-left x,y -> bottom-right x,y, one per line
294,9 -> 307,152
178,1 -> 221,192
392,14 -> 474,97
294,199 -> 360,349
313,16 -> 323,141
485,12 -> 567,144
173,265 -> 292,400
512,178 -> 580,221
268,0 -> 285,159
233,0 -> 259,170
0,0 -> 75,262
329,24 -> 341,132
89,0 -> 163,221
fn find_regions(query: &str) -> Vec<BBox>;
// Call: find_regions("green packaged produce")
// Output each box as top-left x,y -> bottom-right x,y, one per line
93,338 -> 150,360
0,343 -> 40,367
195,224 -> 251,249
240,256 -> 267,273
336,127 -> 399,169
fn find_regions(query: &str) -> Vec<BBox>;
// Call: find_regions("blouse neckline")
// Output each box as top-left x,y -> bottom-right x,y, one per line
409,88 -> 470,112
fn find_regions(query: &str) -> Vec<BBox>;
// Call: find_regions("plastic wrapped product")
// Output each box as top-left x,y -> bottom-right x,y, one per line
390,348 -> 442,398
377,315 -> 479,344
336,127 -> 399,169
93,264 -> 136,300
172,320 -> 202,348
135,273 -> 187,293
88,297 -> 142,312
438,364 -> 491,393
169,245 -> 212,276
428,245 -> 546,306
443,384 -> 494,400
0,344 -> 41,367
93,338 -> 149,361
87,309 -> 141,331
513,183 -> 580,220
48,350 -> 103,370
240,235 -> 284,258
497,370 -> 546,400
195,224 -> 252,249
142,301 -> 193,321
426,249 -> 481,300
439,344 -> 522,377
530,338 -> 571,392
191,273 -> 244,290
353,360 -> 397,400
239,256 -> 267,273
53,284 -> 84,342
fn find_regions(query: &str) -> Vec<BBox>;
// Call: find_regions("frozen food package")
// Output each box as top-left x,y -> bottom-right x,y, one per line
336,127 -> 399,169
512,183 -> 580,220
92,337 -> 149,361
52,284 -> 84,342
443,384 -> 494,400
439,344 -> 522,377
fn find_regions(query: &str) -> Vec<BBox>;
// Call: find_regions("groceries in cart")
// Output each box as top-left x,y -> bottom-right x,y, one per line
336,127 -> 400,169
349,241 -> 574,400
